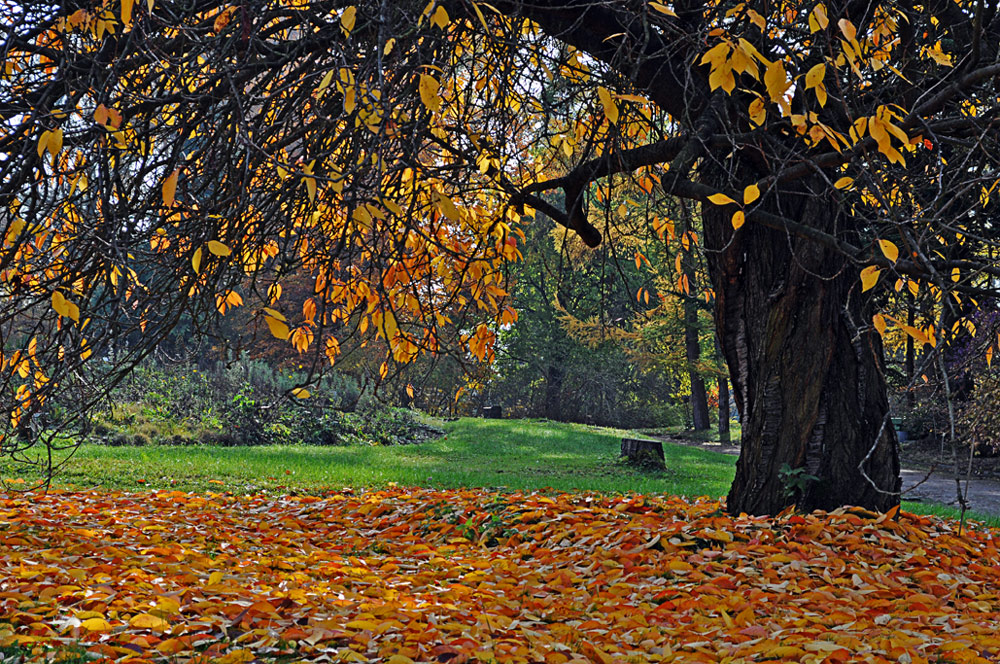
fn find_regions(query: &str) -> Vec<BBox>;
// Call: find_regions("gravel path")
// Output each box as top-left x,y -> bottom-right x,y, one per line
657,436 -> 1000,517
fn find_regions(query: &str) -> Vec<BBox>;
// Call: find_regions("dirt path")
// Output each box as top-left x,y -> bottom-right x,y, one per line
657,436 -> 1000,518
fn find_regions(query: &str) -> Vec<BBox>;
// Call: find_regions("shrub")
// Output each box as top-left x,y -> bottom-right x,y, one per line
75,356 -> 439,447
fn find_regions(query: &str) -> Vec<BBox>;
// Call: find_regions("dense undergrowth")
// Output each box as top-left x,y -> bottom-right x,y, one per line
82,356 -> 439,448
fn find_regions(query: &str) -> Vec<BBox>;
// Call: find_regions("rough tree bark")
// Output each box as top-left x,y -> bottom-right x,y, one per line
704,173 -> 901,515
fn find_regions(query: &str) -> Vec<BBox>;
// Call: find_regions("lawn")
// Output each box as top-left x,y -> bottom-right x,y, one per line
0,418 -> 737,497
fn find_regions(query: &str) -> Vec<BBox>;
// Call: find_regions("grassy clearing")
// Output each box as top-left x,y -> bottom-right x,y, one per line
1,416 -> 996,526
0,418 -> 736,497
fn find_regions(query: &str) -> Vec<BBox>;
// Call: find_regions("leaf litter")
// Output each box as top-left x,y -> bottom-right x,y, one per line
1,488 -> 999,663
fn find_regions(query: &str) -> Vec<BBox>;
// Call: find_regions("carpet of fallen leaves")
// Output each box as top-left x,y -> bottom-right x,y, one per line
2,489 -> 1000,664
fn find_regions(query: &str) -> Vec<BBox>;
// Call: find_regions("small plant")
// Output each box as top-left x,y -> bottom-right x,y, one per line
778,463 -> 819,500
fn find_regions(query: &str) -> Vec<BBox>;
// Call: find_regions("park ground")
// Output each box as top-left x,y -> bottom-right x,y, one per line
4,417 -> 995,524
2,418 -> 1000,664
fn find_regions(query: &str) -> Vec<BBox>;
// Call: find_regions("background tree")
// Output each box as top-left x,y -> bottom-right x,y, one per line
3,0 -> 1000,513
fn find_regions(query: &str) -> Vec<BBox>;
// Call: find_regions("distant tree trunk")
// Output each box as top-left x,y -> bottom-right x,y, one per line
905,302 -> 916,409
716,342 -> 731,442
718,374 -> 730,442
680,201 -> 710,431
685,299 -> 710,431
543,364 -> 564,420
704,172 -> 901,515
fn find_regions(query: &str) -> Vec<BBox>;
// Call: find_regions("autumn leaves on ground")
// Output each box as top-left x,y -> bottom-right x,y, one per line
2,486 -> 1000,664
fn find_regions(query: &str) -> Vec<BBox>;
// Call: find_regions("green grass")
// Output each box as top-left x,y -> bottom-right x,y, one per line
0,418 -> 735,497
1,417 -> 997,527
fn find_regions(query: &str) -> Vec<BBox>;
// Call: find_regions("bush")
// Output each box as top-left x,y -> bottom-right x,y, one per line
78,355 -> 439,447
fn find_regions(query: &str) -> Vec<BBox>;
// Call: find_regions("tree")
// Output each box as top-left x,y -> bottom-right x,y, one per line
489,200 -> 691,428
3,0 -> 1000,513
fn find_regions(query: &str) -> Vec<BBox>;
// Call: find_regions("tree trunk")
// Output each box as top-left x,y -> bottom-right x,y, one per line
704,174 -> 901,516
905,301 -> 916,409
685,298 -> 710,430
543,364 -> 564,420
680,201 -> 710,431
718,373 -> 730,443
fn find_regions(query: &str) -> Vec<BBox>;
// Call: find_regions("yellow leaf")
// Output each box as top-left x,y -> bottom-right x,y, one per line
316,70 -> 335,96
838,18 -> 857,41
597,86 -> 619,124
834,176 -> 854,190
192,247 -> 202,273
207,240 -> 231,256
763,61 -> 790,105
748,97 -> 766,126
430,5 -> 449,29
304,176 -> 316,202
341,6 -> 357,36
925,41 -> 954,67
81,618 -> 112,632
52,291 -> 70,318
810,4 -> 829,31
157,638 -> 186,655
346,620 -> 380,631
766,646 -> 805,658
385,655 -> 414,664
900,323 -> 931,346
162,169 -> 179,207
208,571 -> 224,585
406,384 -> 414,398
265,316 -> 290,340
731,210 -> 745,229
747,8 -> 766,29
707,193 -> 736,206
48,128 -> 63,157
37,131 -> 50,158
418,74 -> 441,112
873,313 -> 886,336
878,239 -> 899,263
129,614 -> 169,630
987,346 -> 994,367
51,292 -> 80,323
268,284 -> 283,304
743,184 -> 760,205
860,265 -> 880,292
814,83 -> 828,106
121,0 -> 134,25
648,2 -> 677,17
804,63 -> 825,89
263,307 -> 285,321
291,387 -> 311,399
951,267 -> 960,282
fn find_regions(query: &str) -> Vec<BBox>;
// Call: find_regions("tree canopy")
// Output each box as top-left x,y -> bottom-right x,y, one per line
3,0 -> 1000,513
